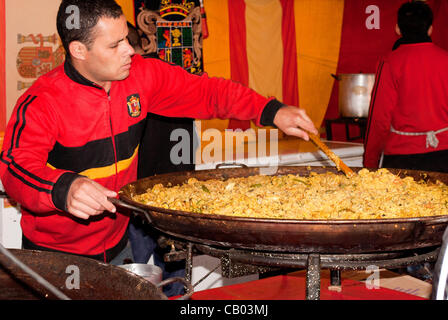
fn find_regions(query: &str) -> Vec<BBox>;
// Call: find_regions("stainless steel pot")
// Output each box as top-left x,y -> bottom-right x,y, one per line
118,263 -> 163,285
332,73 -> 375,118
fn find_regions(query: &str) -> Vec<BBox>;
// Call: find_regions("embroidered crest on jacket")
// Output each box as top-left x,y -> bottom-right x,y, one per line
127,94 -> 141,117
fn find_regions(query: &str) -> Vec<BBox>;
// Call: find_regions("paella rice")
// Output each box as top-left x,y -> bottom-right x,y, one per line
132,168 -> 448,220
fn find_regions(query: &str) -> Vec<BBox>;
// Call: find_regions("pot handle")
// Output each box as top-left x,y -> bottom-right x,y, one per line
331,73 -> 341,81
107,197 -> 152,224
215,162 -> 248,169
156,277 -> 194,300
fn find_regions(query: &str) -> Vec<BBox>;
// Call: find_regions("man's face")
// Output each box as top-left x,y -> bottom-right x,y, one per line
82,15 -> 135,86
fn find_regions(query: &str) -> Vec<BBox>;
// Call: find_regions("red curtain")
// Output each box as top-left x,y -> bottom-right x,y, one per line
0,0 -> 6,132
280,0 -> 299,108
431,0 -> 448,51
227,0 -> 250,130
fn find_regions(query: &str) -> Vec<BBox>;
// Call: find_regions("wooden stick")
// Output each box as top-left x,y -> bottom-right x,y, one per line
308,133 -> 355,177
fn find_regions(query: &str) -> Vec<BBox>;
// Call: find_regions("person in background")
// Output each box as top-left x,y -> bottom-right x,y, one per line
363,1 -> 448,173
0,0 -> 317,291
364,0 -> 448,281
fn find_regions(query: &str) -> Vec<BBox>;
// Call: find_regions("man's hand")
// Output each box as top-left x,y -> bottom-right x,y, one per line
66,177 -> 117,220
273,106 -> 318,140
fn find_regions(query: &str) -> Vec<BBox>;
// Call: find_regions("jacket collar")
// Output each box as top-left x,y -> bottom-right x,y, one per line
392,34 -> 432,51
64,56 -> 103,90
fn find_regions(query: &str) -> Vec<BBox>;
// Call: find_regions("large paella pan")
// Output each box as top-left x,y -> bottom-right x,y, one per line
115,166 -> 448,254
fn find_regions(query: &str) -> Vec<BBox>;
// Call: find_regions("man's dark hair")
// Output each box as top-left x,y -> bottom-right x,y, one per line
397,1 -> 433,37
57,0 -> 123,53
127,22 -> 142,50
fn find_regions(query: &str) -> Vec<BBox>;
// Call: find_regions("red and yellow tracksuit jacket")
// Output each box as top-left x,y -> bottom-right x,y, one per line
363,42 -> 448,168
0,54 -> 283,259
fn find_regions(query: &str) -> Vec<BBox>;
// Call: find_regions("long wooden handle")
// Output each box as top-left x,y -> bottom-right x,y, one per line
308,134 -> 355,177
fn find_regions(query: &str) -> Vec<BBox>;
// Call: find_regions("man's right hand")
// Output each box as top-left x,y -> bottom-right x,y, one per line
66,177 -> 117,220
273,105 -> 318,141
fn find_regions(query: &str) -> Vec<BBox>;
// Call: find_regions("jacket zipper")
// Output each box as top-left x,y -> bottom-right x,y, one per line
104,91 -> 119,262
107,93 -> 119,189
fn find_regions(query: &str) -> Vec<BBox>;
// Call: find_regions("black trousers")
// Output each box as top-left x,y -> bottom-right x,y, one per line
382,149 -> 448,173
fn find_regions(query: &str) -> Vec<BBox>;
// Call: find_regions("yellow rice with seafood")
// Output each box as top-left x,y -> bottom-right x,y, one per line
132,168 -> 448,220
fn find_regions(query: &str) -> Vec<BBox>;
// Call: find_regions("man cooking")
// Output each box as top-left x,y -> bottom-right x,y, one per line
0,0 -> 317,264
363,1 -> 448,172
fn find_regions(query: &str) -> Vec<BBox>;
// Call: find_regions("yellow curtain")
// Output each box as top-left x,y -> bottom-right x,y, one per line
245,0 -> 283,101
245,0 -> 283,136
116,0 -> 135,26
294,0 -> 344,128
201,0 -> 230,133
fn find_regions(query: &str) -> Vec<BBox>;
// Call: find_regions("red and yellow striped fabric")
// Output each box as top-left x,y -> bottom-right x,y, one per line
202,0 -> 344,135
118,0 -> 345,136
116,0 -> 344,150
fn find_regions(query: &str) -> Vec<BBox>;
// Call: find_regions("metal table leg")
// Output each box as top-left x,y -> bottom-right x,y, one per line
330,269 -> 341,286
328,269 -> 342,293
306,254 -> 321,300
184,242 -> 193,283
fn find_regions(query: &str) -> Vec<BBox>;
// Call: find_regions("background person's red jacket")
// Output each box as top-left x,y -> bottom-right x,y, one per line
363,42 -> 448,168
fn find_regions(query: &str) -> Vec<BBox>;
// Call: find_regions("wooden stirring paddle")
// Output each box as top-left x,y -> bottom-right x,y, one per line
308,133 -> 355,177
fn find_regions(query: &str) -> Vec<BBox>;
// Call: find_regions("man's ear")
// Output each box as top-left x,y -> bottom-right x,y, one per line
68,41 -> 88,60
428,25 -> 433,36
395,24 -> 402,36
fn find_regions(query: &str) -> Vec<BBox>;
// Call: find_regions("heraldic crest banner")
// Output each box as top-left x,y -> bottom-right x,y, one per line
135,0 -> 203,74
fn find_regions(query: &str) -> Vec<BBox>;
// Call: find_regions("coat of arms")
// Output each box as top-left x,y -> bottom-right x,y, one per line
136,0 -> 203,74
16,33 -> 65,91
127,94 -> 142,117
